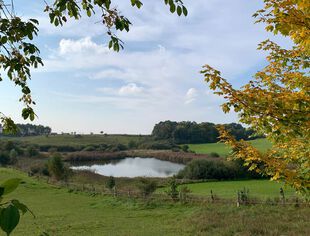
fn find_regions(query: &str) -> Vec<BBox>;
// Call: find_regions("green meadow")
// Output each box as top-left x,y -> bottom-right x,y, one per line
188,138 -> 272,156
172,180 -> 295,199
1,168 -> 309,236
2,134 -> 149,147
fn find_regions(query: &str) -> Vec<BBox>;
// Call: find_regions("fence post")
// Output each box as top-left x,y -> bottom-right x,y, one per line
210,190 -> 215,203
280,187 -> 285,205
237,191 -> 240,207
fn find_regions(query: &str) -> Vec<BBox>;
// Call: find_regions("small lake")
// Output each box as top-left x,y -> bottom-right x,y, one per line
71,157 -> 185,178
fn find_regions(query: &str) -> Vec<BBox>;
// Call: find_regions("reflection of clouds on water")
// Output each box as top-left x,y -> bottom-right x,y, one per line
71,157 -> 185,178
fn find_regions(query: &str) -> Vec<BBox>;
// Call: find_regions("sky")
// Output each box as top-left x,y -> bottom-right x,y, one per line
0,0 -> 290,134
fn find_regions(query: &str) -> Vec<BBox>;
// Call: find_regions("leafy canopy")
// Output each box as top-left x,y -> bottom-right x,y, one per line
202,0 -> 309,193
0,0 -> 187,133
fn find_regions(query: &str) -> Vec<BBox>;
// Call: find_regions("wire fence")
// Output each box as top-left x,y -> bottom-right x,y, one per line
35,176 -> 309,207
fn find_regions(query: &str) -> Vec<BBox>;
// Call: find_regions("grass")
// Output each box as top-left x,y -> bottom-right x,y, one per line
0,168 -> 309,236
169,180 -> 296,199
188,138 -> 272,156
0,168 -> 193,236
1,134 -> 151,147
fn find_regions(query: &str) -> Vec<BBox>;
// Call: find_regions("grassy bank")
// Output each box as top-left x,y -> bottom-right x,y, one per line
159,179 -> 296,199
1,168 -> 193,236
1,134 -> 150,146
188,138 -> 272,156
0,168 -> 309,236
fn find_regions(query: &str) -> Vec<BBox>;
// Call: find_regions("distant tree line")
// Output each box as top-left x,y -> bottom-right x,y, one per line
152,121 -> 262,144
0,123 -> 51,137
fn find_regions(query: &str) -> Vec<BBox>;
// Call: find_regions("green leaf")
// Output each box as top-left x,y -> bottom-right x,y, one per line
0,187 -> 4,197
0,179 -> 21,196
0,205 -> 20,235
30,112 -> 35,121
0,36 -> 7,44
11,200 -> 34,217
86,9 -> 91,17
177,6 -> 182,16
182,6 -> 188,16
11,200 -> 28,215
170,3 -> 176,13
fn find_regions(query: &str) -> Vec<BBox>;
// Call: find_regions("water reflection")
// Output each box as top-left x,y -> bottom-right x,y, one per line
71,157 -> 185,178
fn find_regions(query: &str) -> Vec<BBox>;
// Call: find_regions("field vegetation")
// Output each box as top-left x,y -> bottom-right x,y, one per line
188,138 -> 271,156
0,168 -> 309,236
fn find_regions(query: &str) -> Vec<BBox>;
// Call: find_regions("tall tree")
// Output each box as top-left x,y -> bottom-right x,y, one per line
202,0 -> 309,193
0,0 -> 187,133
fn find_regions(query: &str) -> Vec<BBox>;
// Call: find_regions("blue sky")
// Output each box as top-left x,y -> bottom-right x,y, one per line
0,0 -> 290,134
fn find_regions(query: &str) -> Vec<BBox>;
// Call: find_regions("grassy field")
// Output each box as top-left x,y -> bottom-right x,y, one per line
1,134 -> 150,146
173,180 -> 296,199
188,138 -> 272,156
0,168 -> 309,236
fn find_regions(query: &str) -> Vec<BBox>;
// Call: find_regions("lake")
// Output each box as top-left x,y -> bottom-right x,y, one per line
71,157 -> 185,178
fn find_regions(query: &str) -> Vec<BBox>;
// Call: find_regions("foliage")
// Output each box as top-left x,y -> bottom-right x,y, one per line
165,177 -> 179,201
47,153 -> 69,181
137,178 -> 157,198
202,0 -> 310,193
152,120 -> 260,144
177,159 -> 261,180
2,169 -> 307,236
106,176 -> 116,191
209,152 -> 220,158
0,178 -> 33,235
0,124 -> 52,137
24,145 -> 39,157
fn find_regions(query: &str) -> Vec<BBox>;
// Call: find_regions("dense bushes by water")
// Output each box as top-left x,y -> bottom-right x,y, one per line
177,159 -> 263,180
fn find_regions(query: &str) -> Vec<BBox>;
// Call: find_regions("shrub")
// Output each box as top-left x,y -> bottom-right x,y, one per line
179,186 -> 191,202
209,152 -> 220,158
137,178 -> 157,198
128,140 -> 138,149
165,177 -> 179,201
30,164 -> 50,176
82,145 -> 96,151
25,145 -> 39,157
0,151 -> 10,166
177,159 -> 255,180
9,149 -> 18,164
47,154 -> 70,181
106,176 -> 116,191
181,145 -> 189,152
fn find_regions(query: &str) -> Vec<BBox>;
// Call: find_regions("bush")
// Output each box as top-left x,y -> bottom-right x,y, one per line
165,177 -> 179,201
137,178 -> 157,198
47,154 -> 70,181
9,149 -> 18,164
209,152 -> 220,158
128,140 -> 138,149
25,145 -> 39,157
30,164 -> 50,176
181,145 -> 189,152
82,145 -> 96,151
106,176 -> 116,190
177,159 -> 258,180
0,151 -> 10,166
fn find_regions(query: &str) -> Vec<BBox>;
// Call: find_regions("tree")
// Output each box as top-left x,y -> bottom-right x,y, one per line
137,178 -> 157,198
202,0 -> 309,193
0,0 -> 188,133
106,176 -> 116,191
165,177 -> 179,201
47,153 -> 69,181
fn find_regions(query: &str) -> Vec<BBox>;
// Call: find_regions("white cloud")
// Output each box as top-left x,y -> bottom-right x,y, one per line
118,83 -> 144,96
185,88 -> 198,104
23,0 -> 291,133
59,37 -> 109,55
